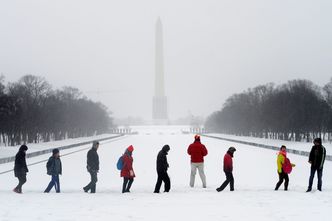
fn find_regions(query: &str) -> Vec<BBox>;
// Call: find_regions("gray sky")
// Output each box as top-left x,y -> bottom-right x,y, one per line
1,0 -> 332,120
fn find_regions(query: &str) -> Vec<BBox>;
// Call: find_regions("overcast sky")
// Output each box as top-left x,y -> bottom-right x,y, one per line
1,0 -> 332,121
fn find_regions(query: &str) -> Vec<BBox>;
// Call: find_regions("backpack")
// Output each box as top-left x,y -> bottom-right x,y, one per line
116,156 -> 124,170
282,157 -> 293,174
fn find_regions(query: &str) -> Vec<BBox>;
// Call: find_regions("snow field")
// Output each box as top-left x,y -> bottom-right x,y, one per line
0,126 -> 331,221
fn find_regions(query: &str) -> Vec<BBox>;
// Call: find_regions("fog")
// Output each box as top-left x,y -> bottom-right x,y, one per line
1,0 -> 331,121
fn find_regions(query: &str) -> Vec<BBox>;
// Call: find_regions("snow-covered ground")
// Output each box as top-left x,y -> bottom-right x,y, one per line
209,133 -> 332,155
0,134 -> 119,159
0,126 -> 331,221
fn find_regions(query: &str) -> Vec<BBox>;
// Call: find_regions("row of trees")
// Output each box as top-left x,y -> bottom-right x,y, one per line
0,75 -> 112,146
205,79 -> 332,142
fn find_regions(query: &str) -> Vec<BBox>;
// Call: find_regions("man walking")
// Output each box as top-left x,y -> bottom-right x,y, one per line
217,147 -> 236,192
13,145 -> 29,194
154,144 -> 171,193
187,135 -> 208,188
83,141 -> 100,193
306,138 -> 326,192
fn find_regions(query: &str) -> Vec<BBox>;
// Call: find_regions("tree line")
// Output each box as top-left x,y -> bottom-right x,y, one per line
0,75 -> 112,146
205,79 -> 332,142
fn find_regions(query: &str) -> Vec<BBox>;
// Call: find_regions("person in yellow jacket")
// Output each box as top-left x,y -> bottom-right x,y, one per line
275,145 -> 295,191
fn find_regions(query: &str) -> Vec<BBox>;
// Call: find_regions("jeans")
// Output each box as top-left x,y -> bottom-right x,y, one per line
44,175 -> 60,193
308,167 -> 323,190
154,171 -> 171,193
122,178 -> 134,193
84,171 -> 98,193
275,171 -> 289,190
217,172 -> 234,191
190,163 -> 206,188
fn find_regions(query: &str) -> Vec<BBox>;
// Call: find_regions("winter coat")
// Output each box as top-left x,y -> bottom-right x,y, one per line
121,152 -> 135,178
46,156 -> 62,176
156,146 -> 169,173
309,145 -> 326,169
277,152 -> 286,173
87,148 -> 99,172
223,151 -> 233,173
14,148 -> 28,177
187,141 -> 208,163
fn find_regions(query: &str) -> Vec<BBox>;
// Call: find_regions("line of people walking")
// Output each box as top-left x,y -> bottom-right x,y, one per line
11,135 -> 327,194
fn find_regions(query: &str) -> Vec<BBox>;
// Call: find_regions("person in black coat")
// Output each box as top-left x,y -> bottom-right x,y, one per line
44,148 -> 62,193
306,138 -> 326,192
83,141 -> 100,193
154,145 -> 171,193
13,145 -> 29,194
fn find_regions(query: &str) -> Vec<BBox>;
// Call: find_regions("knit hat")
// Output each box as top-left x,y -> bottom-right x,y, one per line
52,148 -> 60,155
194,134 -> 200,141
127,145 -> 134,152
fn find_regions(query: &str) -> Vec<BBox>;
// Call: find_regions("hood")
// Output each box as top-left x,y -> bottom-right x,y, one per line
162,145 -> 170,154
92,141 -> 99,149
19,145 -> 28,152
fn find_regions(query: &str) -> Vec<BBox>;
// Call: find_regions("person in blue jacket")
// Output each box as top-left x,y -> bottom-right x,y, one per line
44,148 -> 62,193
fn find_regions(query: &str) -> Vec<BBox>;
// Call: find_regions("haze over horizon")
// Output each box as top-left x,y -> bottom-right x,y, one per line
1,0 -> 331,121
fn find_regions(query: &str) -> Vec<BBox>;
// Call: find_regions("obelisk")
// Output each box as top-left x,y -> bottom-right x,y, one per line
153,17 -> 168,124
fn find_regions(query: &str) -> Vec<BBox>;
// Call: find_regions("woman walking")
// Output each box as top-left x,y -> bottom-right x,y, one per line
121,145 -> 135,193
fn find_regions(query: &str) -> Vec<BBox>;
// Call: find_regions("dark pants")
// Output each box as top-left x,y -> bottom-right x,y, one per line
217,172 -> 234,191
308,167 -> 323,191
154,171 -> 171,193
275,171 -> 289,190
122,177 -> 134,193
44,175 -> 60,193
15,174 -> 27,193
84,171 -> 98,193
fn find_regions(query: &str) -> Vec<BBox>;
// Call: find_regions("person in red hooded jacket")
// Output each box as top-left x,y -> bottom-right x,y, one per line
187,135 -> 208,188
217,147 -> 236,192
121,145 -> 135,193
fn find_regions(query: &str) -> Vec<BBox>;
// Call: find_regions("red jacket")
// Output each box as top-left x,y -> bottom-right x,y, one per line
121,153 -> 135,178
187,141 -> 208,163
223,152 -> 233,172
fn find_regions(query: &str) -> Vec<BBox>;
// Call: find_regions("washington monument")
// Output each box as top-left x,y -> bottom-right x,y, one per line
153,17 -> 168,123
